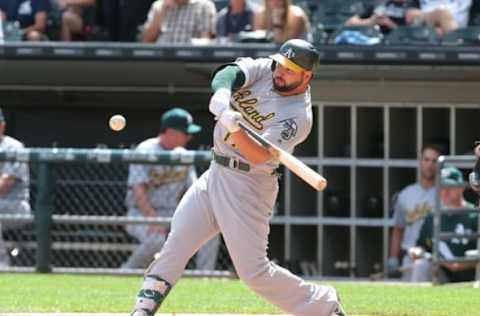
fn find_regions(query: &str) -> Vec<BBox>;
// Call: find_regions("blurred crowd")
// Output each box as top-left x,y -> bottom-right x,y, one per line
0,0 -> 480,45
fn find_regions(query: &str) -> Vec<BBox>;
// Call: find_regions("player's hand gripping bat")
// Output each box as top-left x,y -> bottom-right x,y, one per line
238,121 -> 327,191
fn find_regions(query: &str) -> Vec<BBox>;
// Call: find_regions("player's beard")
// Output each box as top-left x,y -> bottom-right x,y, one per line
273,76 -> 303,92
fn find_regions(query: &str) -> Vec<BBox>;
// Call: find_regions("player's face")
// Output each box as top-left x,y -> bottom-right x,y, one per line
272,64 -> 310,93
440,187 -> 464,207
420,148 -> 440,181
164,128 -> 192,148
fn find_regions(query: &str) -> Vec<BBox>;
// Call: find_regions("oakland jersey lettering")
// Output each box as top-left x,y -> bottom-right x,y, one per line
231,90 -> 275,130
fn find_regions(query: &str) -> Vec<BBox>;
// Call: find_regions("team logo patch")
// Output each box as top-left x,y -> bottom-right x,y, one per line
283,48 -> 295,59
280,119 -> 297,141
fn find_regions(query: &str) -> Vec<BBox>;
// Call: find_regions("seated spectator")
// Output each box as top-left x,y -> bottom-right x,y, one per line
406,0 -> 472,36
57,0 -> 96,41
142,0 -> 216,44
122,108 -> 220,270
410,166 -> 478,283
0,108 -> 31,267
345,0 -> 419,35
0,0 -> 50,41
253,0 -> 311,44
216,0 -> 255,41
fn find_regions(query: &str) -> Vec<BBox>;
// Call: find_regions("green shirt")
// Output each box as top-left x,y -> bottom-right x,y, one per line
416,202 -> 478,257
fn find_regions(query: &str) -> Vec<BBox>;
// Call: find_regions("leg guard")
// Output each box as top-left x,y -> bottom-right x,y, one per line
131,275 -> 172,316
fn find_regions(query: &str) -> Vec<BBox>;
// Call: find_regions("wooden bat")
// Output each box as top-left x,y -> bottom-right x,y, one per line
238,122 -> 327,191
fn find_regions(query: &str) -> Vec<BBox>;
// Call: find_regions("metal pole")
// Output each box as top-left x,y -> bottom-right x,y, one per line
34,162 -> 55,273
432,156 -> 444,284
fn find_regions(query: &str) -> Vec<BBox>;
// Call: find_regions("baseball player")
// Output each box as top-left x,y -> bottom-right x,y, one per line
388,144 -> 441,280
130,39 -> 347,316
123,108 -> 220,270
0,108 -> 30,267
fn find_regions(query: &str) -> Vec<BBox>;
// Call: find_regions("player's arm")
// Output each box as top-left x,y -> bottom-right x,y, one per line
210,65 -> 274,164
0,9 -> 6,21
0,173 -> 16,196
142,0 -> 173,43
23,11 -> 48,33
389,226 -> 404,259
132,183 -> 157,218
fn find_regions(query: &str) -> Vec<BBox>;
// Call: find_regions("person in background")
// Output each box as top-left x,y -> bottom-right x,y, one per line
406,0 -> 472,36
387,144 -> 441,281
253,0 -> 311,44
345,0 -> 419,35
142,0 -> 216,44
410,166 -> 478,283
122,108 -> 220,271
0,108 -> 31,267
0,0 -> 50,41
216,0 -> 255,41
57,0 -> 96,41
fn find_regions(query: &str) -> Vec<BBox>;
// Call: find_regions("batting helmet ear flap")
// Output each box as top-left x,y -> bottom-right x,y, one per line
271,60 -> 277,72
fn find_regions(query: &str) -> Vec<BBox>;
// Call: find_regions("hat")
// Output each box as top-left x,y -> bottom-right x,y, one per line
270,39 -> 320,73
0,108 -> 4,122
160,108 -> 201,134
441,166 -> 464,185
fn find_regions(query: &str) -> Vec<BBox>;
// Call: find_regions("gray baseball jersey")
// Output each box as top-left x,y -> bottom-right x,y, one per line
125,137 -> 196,218
142,57 -> 342,316
0,135 -> 30,213
214,57 -> 313,174
393,183 -> 436,250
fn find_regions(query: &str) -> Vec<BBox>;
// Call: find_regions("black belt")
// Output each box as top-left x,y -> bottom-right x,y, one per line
213,152 -> 250,172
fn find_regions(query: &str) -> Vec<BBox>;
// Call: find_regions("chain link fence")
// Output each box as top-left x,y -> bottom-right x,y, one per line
0,148 -> 233,276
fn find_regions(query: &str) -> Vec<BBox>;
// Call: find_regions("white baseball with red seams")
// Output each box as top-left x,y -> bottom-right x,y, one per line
109,114 -> 126,131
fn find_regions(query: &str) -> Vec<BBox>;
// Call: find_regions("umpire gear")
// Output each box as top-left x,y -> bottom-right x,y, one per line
270,39 -> 320,73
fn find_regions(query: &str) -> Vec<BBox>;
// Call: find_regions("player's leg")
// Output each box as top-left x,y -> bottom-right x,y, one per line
131,170 -> 220,316
0,224 -> 10,267
195,234 -> 221,270
210,166 -> 342,316
122,234 -> 167,269
401,254 -> 414,281
411,258 -> 433,282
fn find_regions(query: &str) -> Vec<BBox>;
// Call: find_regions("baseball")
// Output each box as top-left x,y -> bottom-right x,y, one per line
109,114 -> 126,131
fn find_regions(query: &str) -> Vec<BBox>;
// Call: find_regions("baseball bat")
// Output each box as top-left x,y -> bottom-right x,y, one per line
238,122 -> 327,191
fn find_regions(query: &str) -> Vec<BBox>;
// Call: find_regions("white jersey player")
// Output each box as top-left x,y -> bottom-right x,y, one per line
0,109 -> 30,267
129,39 -> 347,316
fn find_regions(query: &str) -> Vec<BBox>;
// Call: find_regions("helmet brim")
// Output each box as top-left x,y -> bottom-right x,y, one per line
270,54 -> 305,73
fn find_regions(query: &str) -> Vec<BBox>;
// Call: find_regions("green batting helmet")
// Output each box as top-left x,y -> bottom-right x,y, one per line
270,39 -> 320,73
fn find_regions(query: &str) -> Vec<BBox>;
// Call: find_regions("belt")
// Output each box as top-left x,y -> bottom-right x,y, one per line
213,152 -> 250,172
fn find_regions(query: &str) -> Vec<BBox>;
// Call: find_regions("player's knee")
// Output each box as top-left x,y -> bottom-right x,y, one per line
236,262 -> 272,289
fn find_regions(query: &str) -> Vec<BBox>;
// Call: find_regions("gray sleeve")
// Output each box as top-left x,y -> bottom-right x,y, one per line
2,161 -> 28,183
127,164 -> 149,186
392,195 -> 406,227
235,57 -> 272,88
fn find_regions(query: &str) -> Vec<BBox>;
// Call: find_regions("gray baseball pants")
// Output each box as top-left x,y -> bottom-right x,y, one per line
146,163 -> 339,316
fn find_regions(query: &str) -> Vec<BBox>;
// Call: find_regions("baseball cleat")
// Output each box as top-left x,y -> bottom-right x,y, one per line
130,309 -> 153,316
332,303 -> 347,316
331,289 -> 347,316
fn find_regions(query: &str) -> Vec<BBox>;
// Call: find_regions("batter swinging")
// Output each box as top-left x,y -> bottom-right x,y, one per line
130,39 -> 347,316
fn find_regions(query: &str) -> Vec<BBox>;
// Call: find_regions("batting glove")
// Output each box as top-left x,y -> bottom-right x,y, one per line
209,88 -> 231,118
386,257 -> 399,274
219,109 -> 241,133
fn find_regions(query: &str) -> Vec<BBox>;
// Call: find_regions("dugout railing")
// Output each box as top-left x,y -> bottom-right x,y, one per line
0,147 -> 335,277
433,155 -> 480,284
0,147 -> 235,276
